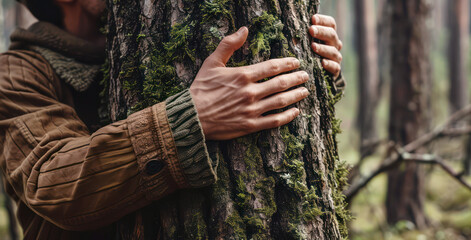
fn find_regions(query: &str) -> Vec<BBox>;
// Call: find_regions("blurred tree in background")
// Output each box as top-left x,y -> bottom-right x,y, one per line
354,0 -> 379,161
448,0 -> 469,115
0,2 -> 34,239
386,0 -> 431,230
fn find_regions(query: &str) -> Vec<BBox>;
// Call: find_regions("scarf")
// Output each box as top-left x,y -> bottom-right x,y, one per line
9,22 -> 105,92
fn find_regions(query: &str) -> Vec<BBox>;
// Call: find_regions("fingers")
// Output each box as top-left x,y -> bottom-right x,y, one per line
309,25 -> 342,50
256,87 -> 309,115
254,71 -> 309,98
309,16 -> 342,76
242,57 -> 300,82
311,14 -> 337,30
322,59 -> 341,78
253,108 -> 301,131
209,27 -> 249,66
311,42 -> 342,64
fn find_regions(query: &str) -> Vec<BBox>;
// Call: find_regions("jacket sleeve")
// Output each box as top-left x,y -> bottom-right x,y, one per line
0,50 -> 217,231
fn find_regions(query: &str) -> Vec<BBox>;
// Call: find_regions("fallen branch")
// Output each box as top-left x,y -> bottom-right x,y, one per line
347,139 -> 389,184
441,126 -> 471,137
344,143 -> 399,203
401,153 -> 471,191
403,105 -> 471,153
344,105 -> 471,202
360,138 -> 388,160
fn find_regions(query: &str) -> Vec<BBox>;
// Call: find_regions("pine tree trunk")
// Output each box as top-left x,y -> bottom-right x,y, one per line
448,0 -> 469,114
386,0 -> 431,229
377,0 -> 391,107
14,3 -> 36,29
335,0 -> 347,41
447,0 -> 471,176
0,0 -> 4,50
354,0 -> 379,158
105,0 -> 349,239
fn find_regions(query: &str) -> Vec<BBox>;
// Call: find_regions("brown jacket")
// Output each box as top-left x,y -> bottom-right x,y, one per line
0,22 -> 217,239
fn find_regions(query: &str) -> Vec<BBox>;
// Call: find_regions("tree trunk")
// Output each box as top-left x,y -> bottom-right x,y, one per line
377,0 -> 391,110
1,4 -> 22,240
448,0 -> 469,114
14,3 -> 36,29
432,0 -> 445,41
447,0 -> 471,176
354,0 -> 379,158
336,0 -> 347,41
0,0 -> 5,50
0,174 -> 18,240
386,0 -> 431,229
104,0 -> 349,239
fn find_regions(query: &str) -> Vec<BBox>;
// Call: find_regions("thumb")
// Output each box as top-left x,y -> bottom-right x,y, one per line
210,27 -> 248,65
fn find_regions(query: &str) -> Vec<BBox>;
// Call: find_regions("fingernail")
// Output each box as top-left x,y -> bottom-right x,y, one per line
312,42 -> 318,51
322,59 -> 328,66
302,88 -> 310,96
311,26 -> 318,35
314,15 -> 319,24
237,27 -> 247,35
294,108 -> 300,115
302,71 -> 309,81
293,59 -> 300,67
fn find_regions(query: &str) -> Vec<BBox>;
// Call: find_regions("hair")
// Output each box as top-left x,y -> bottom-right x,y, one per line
21,0 -> 63,27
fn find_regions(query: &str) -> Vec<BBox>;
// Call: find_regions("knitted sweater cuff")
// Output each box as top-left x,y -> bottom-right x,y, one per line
165,89 -> 218,188
333,71 -> 346,96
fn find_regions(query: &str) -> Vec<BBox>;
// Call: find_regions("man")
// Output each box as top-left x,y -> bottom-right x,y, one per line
0,0 -> 344,238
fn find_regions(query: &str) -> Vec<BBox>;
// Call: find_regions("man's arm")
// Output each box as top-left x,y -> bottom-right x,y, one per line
0,45 -> 307,231
0,50 -> 217,231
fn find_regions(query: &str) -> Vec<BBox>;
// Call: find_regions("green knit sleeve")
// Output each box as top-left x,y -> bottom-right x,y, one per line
165,89 -> 218,188
333,72 -> 346,97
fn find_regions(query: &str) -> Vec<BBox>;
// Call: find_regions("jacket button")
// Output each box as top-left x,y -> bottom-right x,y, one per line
145,160 -> 164,175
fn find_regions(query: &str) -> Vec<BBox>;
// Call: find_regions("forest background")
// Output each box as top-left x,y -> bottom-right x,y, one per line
0,0 -> 471,239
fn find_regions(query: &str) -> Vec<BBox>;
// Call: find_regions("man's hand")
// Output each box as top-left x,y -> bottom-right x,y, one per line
309,14 -> 343,78
190,27 -> 309,140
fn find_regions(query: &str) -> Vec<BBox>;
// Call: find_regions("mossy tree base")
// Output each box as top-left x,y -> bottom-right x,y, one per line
105,0 -> 349,239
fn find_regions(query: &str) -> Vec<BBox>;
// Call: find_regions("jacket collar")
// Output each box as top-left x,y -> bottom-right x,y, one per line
9,22 -> 105,92
10,21 -> 105,64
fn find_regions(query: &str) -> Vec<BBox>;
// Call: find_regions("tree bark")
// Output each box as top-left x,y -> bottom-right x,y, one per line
104,0 -> 349,239
377,0 -> 391,112
0,0 -> 5,50
448,0 -> 469,114
447,0 -> 471,176
354,0 -> 379,158
386,0 -> 431,229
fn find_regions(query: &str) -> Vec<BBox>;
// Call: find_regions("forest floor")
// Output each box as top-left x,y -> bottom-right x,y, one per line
343,138 -> 471,240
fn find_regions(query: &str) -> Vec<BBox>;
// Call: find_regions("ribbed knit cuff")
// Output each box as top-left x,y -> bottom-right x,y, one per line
165,89 -> 218,188
333,72 -> 346,97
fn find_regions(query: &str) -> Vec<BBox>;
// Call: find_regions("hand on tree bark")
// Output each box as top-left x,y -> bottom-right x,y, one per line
190,27 -> 309,140
309,14 -> 343,78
